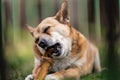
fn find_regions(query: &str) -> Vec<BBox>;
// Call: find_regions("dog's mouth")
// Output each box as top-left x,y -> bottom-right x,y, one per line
45,43 -> 62,57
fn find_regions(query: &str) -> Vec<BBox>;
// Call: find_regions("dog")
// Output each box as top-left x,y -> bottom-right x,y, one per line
25,0 -> 101,80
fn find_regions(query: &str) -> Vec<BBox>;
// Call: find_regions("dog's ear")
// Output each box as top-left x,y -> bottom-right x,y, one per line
55,0 -> 70,24
26,24 -> 35,36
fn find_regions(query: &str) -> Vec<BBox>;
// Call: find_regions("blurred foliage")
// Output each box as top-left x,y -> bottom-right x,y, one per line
4,28 -> 34,80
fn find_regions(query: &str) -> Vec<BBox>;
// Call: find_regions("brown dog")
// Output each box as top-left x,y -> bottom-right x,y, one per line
25,0 -> 101,80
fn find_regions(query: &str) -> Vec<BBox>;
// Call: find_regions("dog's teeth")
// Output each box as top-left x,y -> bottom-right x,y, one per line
44,47 -> 48,50
53,53 -> 57,56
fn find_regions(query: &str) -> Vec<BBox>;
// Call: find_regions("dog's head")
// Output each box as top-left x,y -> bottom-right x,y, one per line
27,0 -> 72,58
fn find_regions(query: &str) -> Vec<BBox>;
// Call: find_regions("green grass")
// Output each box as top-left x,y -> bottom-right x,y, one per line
6,61 -> 102,80
81,73 -> 101,80
6,57 -> 33,80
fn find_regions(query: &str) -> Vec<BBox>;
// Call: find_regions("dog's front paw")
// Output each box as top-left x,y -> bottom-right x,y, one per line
45,74 -> 59,80
25,74 -> 34,80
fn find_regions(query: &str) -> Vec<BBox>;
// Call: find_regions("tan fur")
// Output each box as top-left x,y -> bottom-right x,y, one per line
25,0 -> 101,80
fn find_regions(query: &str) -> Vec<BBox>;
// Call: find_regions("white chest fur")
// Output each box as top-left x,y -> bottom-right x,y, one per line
50,57 -> 73,72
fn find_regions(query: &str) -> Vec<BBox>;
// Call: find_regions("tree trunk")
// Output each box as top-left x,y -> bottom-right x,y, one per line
87,0 -> 95,40
20,0 -> 26,29
72,0 -> 79,30
100,0 -> 120,80
3,0 -> 12,45
54,0 -> 59,15
37,0 -> 42,23
0,0 -> 6,79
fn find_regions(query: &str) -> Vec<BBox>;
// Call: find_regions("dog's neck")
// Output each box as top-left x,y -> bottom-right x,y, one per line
69,26 -> 86,57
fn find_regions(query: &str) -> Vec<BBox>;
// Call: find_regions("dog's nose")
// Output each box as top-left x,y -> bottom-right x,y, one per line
38,39 -> 48,50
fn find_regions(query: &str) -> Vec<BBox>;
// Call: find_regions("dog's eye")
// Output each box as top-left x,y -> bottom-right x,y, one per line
43,26 -> 50,33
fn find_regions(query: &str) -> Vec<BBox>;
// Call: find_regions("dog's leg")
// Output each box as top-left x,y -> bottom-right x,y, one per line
45,68 -> 81,80
94,50 -> 101,72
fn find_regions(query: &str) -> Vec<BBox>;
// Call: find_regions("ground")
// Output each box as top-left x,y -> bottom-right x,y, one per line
6,58 -> 102,80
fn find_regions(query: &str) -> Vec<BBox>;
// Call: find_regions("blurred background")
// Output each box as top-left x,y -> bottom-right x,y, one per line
1,0 -> 120,80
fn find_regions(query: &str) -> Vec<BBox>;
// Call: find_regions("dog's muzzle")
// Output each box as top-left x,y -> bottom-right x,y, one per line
38,38 -> 49,50
36,38 -> 62,57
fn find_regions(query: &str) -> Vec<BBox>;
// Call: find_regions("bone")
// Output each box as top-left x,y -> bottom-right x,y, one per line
34,48 -> 54,80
